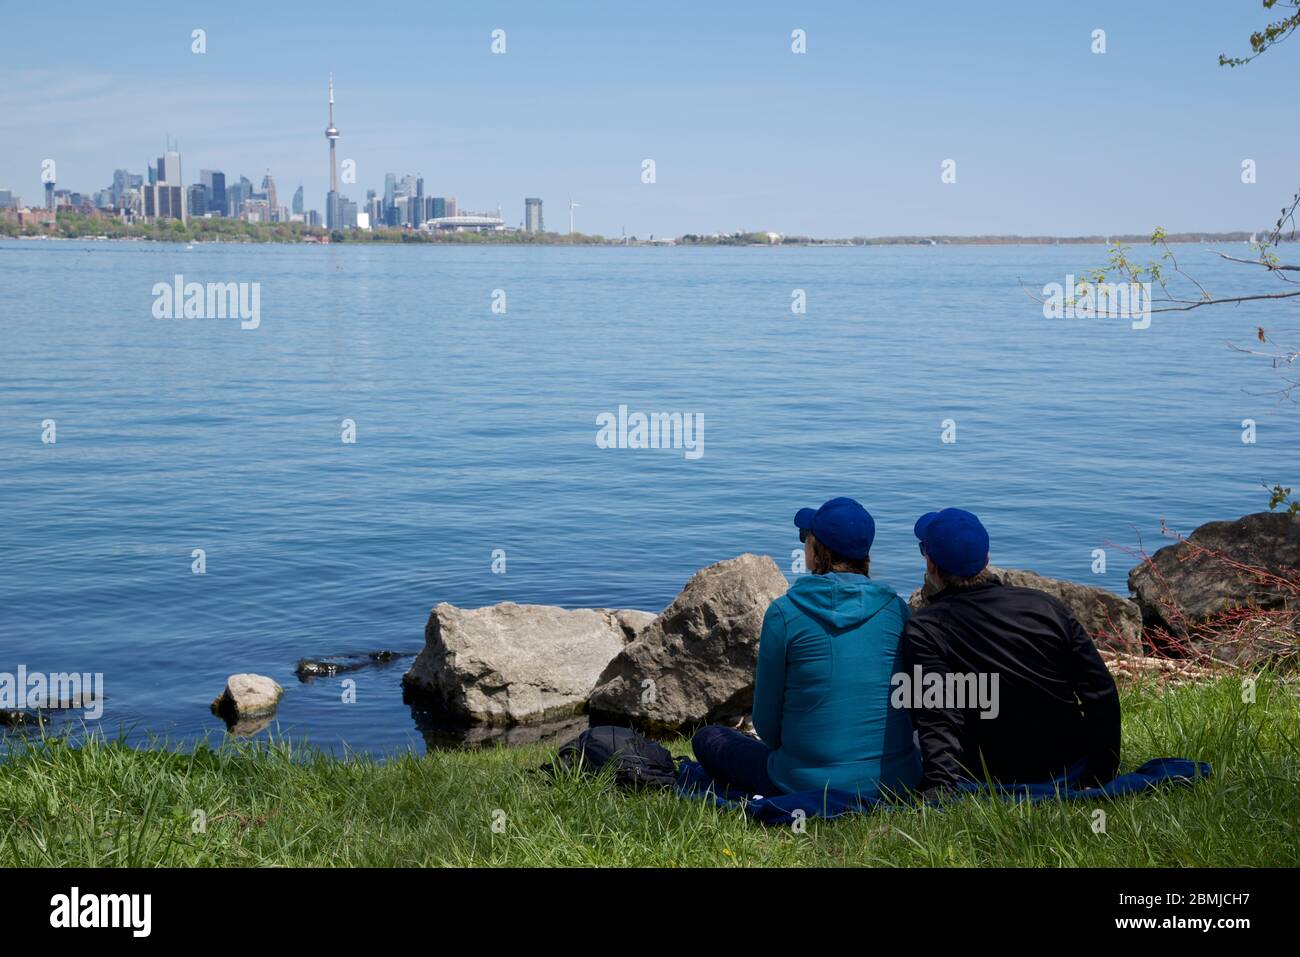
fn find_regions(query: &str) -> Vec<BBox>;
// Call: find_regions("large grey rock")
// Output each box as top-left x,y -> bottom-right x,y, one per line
1129,512 -> 1300,631
211,673 -> 283,725
402,603 -> 656,726
587,554 -> 789,732
1128,512 -> 1299,663
910,566 -> 1143,653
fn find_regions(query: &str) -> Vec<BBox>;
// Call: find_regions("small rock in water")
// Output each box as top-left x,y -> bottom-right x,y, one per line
295,650 -> 412,680
0,709 -> 44,728
211,673 -> 283,725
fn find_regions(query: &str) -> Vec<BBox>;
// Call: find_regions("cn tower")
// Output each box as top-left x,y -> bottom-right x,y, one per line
325,74 -> 340,226
325,74 -> 339,192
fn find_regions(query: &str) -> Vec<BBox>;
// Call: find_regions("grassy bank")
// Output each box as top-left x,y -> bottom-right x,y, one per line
2,674 -> 1296,867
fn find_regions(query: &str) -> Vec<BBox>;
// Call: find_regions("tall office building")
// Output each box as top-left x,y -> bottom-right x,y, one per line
524,198 -> 544,234
292,185 -> 304,215
188,184 -> 208,217
324,74 -> 341,228
142,182 -> 184,220
111,169 -> 131,205
383,173 -> 396,216
201,170 -> 227,217
338,196 -> 358,228
226,177 -> 245,217
261,172 -> 278,217
146,150 -> 186,222
157,151 -> 182,189
45,180 -> 55,210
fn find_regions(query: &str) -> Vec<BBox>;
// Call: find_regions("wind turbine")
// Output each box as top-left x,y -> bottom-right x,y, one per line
568,195 -> 580,235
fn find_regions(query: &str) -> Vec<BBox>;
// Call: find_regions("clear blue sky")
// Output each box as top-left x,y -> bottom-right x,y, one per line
1,0 -> 1294,236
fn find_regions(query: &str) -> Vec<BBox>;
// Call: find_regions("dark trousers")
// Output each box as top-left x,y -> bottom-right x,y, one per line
691,725 -> 781,796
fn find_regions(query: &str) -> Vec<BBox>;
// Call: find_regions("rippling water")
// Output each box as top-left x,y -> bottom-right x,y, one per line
1,239 -> 1293,754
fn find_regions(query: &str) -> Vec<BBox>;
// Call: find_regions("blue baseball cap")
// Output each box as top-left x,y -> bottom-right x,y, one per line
794,497 -> 875,561
914,508 -> 990,577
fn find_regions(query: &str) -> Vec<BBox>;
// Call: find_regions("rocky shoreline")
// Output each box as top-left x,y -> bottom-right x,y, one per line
17,511 -> 1284,744
389,510 -> 1297,738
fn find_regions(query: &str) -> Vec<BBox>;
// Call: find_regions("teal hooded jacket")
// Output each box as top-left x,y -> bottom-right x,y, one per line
753,572 -> 922,797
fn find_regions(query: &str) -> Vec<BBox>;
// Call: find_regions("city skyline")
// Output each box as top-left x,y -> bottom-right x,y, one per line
2,1 -> 1298,236
5,72 -> 542,236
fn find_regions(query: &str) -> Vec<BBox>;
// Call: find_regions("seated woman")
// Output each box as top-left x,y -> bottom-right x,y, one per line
692,497 -> 922,800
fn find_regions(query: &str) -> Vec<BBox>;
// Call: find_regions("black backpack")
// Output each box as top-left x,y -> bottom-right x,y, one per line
542,725 -> 680,790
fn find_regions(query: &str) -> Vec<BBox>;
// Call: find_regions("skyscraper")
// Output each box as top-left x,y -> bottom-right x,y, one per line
200,170 -> 226,217
188,183 -> 208,217
226,177 -> 245,217
261,171 -> 277,216
525,198 -> 544,234
383,173 -> 396,216
325,74 -> 340,228
111,169 -> 130,205
292,185 -> 304,215
157,151 -> 182,190
338,196 -> 358,228
148,150 -> 186,223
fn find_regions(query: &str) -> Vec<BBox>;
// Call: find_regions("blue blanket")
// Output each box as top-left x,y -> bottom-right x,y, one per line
675,758 -> 1212,826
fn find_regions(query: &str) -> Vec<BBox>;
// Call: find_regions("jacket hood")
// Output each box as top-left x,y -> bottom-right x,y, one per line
785,572 -> 899,630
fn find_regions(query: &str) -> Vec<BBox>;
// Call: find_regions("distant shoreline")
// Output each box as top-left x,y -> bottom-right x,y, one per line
0,231 -> 1270,248
1,211 -> 1279,248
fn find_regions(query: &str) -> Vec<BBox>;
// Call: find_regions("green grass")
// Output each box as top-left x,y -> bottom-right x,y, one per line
2,675 -> 1297,867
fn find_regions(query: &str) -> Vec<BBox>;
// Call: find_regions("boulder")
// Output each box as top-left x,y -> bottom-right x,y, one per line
587,553 -> 789,733
211,674 -> 283,725
402,604 -> 656,726
910,566 -> 1143,653
1128,512 -> 1300,635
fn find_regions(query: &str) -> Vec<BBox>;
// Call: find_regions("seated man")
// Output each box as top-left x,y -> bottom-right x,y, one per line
692,497 -> 922,799
902,508 -> 1121,791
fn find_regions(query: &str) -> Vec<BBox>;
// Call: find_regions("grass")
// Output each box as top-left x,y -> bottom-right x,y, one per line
1,674 -> 1297,867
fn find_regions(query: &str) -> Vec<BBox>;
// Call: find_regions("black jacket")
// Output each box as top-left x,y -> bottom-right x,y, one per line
901,577 -> 1121,789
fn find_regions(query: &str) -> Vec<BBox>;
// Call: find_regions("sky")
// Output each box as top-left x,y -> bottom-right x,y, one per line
1,0 -> 1295,237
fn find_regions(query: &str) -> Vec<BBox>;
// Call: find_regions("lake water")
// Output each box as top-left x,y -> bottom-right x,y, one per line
1,239 -> 1294,754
